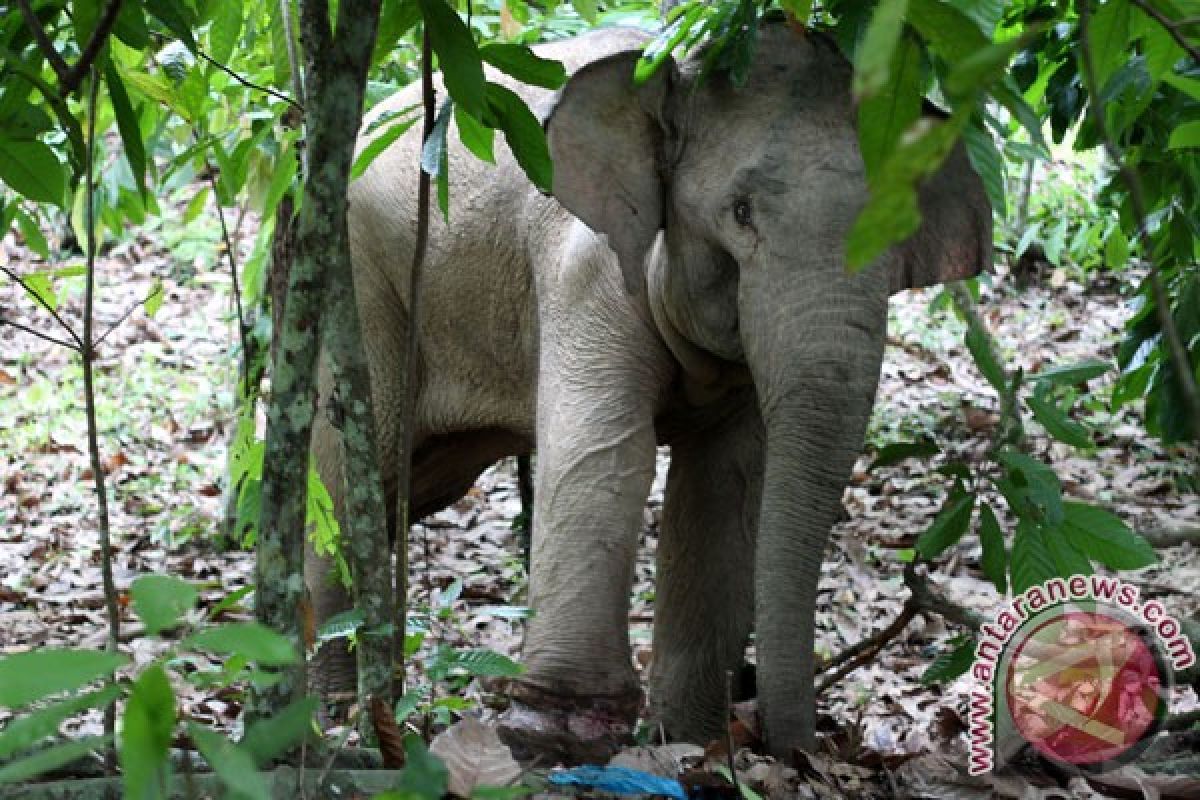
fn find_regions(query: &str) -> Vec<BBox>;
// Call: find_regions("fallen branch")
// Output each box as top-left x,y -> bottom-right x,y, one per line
1141,527 -> 1200,549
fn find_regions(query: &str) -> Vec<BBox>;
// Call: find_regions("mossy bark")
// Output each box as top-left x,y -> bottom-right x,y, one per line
249,0 -> 383,724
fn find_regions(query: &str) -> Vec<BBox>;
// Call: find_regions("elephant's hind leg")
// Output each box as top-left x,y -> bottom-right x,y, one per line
649,399 -> 764,744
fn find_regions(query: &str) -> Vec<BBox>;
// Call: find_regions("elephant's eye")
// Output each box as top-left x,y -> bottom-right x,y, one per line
733,198 -> 752,227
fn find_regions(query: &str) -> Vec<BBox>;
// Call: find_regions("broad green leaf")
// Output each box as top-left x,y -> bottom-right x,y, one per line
1059,502 -> 1156,570
390,736 -> 449,799
1045,529 -> 1092,577
121,666 -> 176,800
1010,519 -> 1057,593
964,322 -> 1007,393
854,0 -> 909,98
857,33 -> 923,179
480,44 -> 566,89
962,122 -> 1006,215
209,0 -> 243,64
485,82 -> 553,192
0,650 -> 127,708
0,138 -> 65,206
263,142 -> 298,215
847,112 -> 966,269
1104,227 -> 1130,269
978,502 -> 1007,594
144,0 -> 199,52
21,272 -> 57,311
868,437 -> 940,470
451,649 -> 524,678
1033,359 -> 1111,386
239,697 -> 317,767
185,623 -> 297,666
916,492 -> 975,560
268,1 -> 292,90
1142,22 -> 1185,79
1026,392 -> 1092,449
636,3 -> 708,85
907,0 -> 989,64
317,608 -> 366,643
944,32 -> 1032,101
570,0 -> 598,24
0,737 -> 110,786
131,574 -> 198,634
1087,0 -> 1132,94
995,449 -> 1063,528
991,78 -> 1048,151
373,0 -> 422,66
419,0 -> 486,119
0,686 -> 119,760
119,69 -> 191,120
1161,72 -> 1200,102
189,725 -> 269,800
455,106 -> 495,164
104,62 -> 147,198
920,634 -> 976,685
1168,120 -> 1200,149
14,208 -> 49,260
780,0 -> 814,23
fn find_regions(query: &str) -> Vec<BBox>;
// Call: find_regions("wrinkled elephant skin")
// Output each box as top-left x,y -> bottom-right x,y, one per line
310,20 -> 992,762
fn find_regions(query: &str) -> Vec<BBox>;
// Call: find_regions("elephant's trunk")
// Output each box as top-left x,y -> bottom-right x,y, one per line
744,275 -> 887,758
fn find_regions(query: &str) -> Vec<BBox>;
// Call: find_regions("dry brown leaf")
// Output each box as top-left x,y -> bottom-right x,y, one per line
429,716 -> 521,797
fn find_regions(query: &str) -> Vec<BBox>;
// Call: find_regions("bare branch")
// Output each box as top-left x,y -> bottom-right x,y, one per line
196,49 -> 304,110
13,0 -> 71,85
1080,0 -> 1200,441
0,265 -> 85,350
1131,0 -> 1200,64
0,315 -> 80,351
95,283 -> 164,348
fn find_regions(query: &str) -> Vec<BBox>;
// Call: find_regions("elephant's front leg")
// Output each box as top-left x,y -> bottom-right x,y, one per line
650,397 -> 764,745
501,239 -> 673,763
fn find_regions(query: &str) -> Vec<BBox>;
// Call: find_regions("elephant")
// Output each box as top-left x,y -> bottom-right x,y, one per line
309,17 -> 992,762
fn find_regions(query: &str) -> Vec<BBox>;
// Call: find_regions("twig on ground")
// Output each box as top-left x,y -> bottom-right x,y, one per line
1141,527 -> 1200,549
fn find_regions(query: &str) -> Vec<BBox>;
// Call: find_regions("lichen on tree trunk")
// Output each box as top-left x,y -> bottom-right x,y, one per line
249,0 -> 384,725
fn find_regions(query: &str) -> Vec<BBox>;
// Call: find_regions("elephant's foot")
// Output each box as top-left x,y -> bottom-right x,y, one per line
308,640 -> 358,724
497,680 -> 642,765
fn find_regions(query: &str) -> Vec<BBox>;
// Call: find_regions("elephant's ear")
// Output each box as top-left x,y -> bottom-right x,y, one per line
889,139 -> 993,293
545,51 -> 675,295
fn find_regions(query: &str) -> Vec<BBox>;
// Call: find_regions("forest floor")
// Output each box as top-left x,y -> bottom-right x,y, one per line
1,204 -> 1198,799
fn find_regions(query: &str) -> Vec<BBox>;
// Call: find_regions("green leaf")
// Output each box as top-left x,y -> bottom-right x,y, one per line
209,0 -> 243,65
373,0 -> 422,66
962,121 -> 1006,216
484,82 -> 553,192
995,448 -> 1063,528
455,106 -> 495,164
131,574 -> 198,634
480,44 -> 566,90
353,114 -> 419,182
421,99 -> 454,178
920,634 -> 976,685
452,649 -> 524,678
916,492 -> 975,560
1104,228 -> 1129,270
119,68 -> 191,120
868,437 -> 940,470
0,650 -> 127,708
144,278 -> 164,317
857,33 -> 923,179
388,737 -> 449,799
990,78 -> 1048,151
978,502 -> 1007,594
121,665 -> 176,800
1059,502 -> 1156,571
189,725 -> 269,800
144,0 -> 199,52
317,608 -> 367,643
943,32 -> 1031,101
0,138 -> 65,206
907,0 -> 989,65
964,321 -> 1007,393
419,0 -> 486,119
1087,0 -> 1132,94
847,112 -> 966,269
1168,120 -> 1200,149
1026,391 -> 1093,449
239,697 -> 317,767
780,0 -> 814,23
570,0 -> 598,24
1010,519 -> 1057,593
1044,528 -> 1092,577
104,62 -> 147,199
21,272 -> 57,311
0,738 -> 110,786
0,687 -> 119,760
1032,359 -> 1111,386
185,623 -> 298,666
854,0 -> 910,98
14,208 -> 49,260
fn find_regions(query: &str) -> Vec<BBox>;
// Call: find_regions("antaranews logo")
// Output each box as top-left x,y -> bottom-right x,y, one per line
966,574 -> 1195,775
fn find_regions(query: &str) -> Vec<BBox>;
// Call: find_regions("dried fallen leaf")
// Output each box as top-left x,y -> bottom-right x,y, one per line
429,717 -> 521,797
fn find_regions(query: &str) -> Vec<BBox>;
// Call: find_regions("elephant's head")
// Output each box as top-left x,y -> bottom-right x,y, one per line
545,21 -> 991,757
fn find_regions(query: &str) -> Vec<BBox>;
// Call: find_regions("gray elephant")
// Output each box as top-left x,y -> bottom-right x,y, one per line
310,18 -> 991,761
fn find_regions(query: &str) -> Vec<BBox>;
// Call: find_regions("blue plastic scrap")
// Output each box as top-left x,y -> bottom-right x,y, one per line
548,765 -> 688,800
